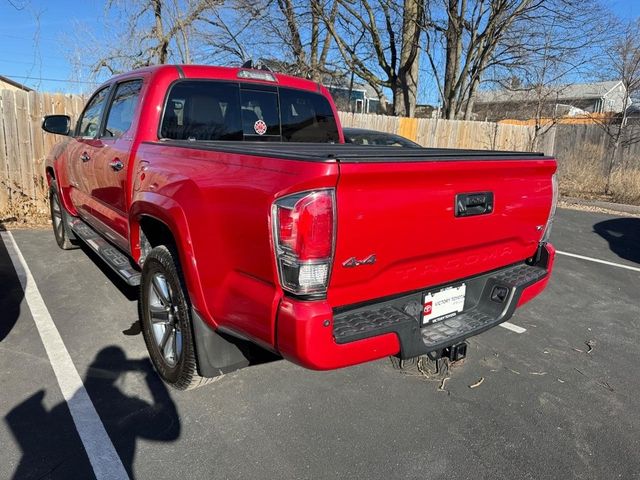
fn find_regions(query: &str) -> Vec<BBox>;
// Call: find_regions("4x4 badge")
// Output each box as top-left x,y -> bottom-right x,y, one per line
342,254 -> 376,268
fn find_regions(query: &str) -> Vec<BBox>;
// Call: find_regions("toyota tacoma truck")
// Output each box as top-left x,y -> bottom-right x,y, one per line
42,65 -> 557,390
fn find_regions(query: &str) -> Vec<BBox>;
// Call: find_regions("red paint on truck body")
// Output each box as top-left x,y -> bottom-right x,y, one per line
45,64 -> 556,371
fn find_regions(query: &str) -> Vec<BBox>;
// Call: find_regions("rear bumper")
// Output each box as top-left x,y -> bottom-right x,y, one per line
277,243 -> 555,370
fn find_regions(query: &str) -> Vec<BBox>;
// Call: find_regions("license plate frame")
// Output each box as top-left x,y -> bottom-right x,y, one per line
422,283 -> 466,325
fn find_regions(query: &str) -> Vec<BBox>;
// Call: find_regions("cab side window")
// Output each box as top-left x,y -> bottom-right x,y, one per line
77,87 -> 110,138
103,80 -> 143,139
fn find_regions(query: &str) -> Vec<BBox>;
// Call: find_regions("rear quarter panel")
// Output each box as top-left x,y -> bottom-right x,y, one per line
132,143 -> 339,348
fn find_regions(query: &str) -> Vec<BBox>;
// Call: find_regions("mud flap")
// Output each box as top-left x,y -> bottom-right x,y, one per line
191,309 -> 251,377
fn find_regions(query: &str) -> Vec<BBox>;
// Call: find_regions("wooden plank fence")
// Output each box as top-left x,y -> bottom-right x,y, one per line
338,111 -> 556,153
0,89 -> 85,218
2,89 -> 640,219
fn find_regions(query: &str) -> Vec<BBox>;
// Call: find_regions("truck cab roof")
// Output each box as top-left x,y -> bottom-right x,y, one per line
103,64 -> 322,94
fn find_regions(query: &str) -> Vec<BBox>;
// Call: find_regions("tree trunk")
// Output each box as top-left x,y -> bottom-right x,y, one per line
442,0 -> 464,119
604,137 -> 620,196
348,70 -> 355,113
392,0 -> 422,117
310,0 -> 320,81
393,59 -> 419,117
463,75 -> 480,120
153,0 -> 168,64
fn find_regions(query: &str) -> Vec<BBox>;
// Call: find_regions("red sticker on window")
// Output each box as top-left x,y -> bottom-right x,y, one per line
254,120 -> 267,135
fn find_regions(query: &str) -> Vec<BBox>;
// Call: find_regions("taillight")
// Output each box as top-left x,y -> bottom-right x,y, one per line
540,174 -> 558,243
272,189 -> 335,295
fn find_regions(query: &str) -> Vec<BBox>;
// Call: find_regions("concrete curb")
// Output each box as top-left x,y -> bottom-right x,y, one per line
561,196 -> 640,215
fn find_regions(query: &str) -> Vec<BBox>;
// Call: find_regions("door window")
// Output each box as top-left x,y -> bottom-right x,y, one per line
76,87 -> 110,138
103,80 -> 143,139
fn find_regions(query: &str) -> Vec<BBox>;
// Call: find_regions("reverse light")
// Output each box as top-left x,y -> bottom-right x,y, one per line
272,190 -> 335,295
540,173 -> 558,243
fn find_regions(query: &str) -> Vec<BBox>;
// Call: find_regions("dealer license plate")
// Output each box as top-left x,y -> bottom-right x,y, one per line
422,284 -> 466,325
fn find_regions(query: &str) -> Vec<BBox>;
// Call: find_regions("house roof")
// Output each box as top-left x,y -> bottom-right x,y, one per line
325,78 -> 379,100
475,80 -> 624,104
237,58 -> 382,101
0,75 -> 34,92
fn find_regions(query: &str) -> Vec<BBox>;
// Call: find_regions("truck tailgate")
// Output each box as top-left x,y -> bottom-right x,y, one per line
329,158 -> 556,307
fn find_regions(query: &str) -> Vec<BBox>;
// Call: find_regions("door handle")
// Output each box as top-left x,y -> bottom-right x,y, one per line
455,192 -> 494,217
109,159 -> 124,172
80,152 -> 91,162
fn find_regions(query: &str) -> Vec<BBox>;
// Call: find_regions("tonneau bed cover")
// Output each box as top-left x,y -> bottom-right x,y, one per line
151,140 -> 549,163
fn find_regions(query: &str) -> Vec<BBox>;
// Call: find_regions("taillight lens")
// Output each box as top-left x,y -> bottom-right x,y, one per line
272,189 -> 335,295
540,174 -> 558,243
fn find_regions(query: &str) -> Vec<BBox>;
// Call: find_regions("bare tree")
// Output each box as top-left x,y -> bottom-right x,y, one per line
266,0 -> 339,81
591,19 -> 640,195
426,0 -> 606,120
195,1 -> 262,64
194,0 -> 339,81
485,12 -> 608,149
325,0 -> 425,116
7,0 -> 26,9
91,0 -> 221,76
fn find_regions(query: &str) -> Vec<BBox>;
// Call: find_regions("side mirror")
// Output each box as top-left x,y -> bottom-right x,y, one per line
42,115 -> 71,136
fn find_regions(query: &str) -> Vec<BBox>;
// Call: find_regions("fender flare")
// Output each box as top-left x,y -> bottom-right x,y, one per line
130,192 -> 213,326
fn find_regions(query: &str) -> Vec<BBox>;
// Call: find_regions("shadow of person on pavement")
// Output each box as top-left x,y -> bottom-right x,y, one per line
593,218 -> 640,265
6,346 -> 180,479
0,226 -> 25,343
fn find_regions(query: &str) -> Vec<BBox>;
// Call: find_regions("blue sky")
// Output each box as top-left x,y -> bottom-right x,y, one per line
0,0 -> 105,92
1,0 -> 640,95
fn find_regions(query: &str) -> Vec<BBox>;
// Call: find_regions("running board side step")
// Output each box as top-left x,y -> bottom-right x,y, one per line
69,218 -> 141,286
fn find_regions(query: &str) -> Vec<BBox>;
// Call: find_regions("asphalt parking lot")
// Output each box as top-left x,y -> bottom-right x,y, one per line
1,207 -> 639,480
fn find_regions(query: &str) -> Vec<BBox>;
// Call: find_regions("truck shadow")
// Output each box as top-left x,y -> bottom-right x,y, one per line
76,239 -> 281,367
0,223 -> 25,343
77,241 -> 139,302
593,218 -> 640,265
5,346 -> 180,479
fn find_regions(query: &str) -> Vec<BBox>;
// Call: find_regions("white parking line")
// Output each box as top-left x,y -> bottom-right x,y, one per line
1,231 -> 129,480
556,250 -> 640,272
499,322 -> 527,334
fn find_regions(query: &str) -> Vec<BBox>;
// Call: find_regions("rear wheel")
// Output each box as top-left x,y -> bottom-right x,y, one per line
49,184 -> 75,250
139,245 -> 213,390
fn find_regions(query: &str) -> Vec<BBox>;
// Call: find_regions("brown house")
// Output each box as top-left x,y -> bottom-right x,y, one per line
0,75 -> 33,93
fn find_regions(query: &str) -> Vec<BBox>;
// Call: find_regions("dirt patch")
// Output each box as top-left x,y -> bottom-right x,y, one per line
0,214 -> 50,231
558,200 -> 640,218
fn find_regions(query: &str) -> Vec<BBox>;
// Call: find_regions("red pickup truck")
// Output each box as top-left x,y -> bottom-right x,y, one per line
42,65 -> 557,389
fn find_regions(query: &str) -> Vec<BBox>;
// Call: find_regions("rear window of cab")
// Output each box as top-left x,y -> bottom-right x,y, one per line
160,80 -> 340,143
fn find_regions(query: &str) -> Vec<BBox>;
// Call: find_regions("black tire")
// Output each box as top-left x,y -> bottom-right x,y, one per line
49,184 -> 76,250
139,245 -> 213,390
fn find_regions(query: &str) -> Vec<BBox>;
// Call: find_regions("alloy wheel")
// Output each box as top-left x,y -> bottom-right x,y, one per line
147,273 -> 183,367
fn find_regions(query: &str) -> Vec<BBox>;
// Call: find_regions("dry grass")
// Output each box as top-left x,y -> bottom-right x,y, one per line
557,144 -> 607,199
0,178 -> 50,229
607,168 -> 640,205
557,143 -> 640,205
